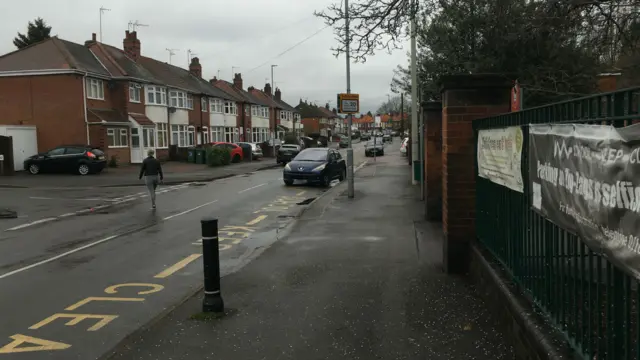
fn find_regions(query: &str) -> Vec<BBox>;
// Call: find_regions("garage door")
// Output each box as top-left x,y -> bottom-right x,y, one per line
0,126 -> 38,171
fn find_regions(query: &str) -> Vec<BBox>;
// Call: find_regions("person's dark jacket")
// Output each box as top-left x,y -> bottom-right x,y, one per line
139,156 -> 164,180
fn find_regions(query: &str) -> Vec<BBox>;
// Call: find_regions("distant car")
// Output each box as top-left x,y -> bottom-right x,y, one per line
277,144 -> 301,164
211,142 -> 244,163
382,134 -> 392,143
339,137 -> 350,148
360,133 -> 371,141
283,148 -> 346,187
400,137 -> 408,156
364,140 -> 384,157
24,145 -> 107,175
237,142 -> 263,160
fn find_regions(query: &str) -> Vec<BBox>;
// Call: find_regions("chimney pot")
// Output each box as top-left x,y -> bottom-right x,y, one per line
189,57 -> 202,78
123,30 -> 141,62
264,83 -> 272,96
92,33 -> 97,41
275,88 -> 281,101
233,73 -> 243,90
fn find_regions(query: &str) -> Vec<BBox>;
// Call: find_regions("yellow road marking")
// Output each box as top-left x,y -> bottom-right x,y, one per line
104,283 -> 164,295
65,297 -> 143,311
0,334 -> 71,353
296,191 -> 306,196
246,215 -> 267,226
29,313 -> 118,332
154,254 -> 202,279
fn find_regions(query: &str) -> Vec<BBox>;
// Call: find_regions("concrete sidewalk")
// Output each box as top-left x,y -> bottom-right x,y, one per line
0,160 -> 279,189
108,155 -> 514,360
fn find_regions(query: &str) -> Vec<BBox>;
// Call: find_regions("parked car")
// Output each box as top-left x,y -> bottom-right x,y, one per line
236,142 -> 263,160
364,140 -> 384,157
360,133 -> 371,141
283,148 -> 346,187
382,134 -> 392,143
211,142 -> 243,163
277,144 -> 302,164
400,137 -> 408,156
24,145 -> 107,175
339,137 -> 350,148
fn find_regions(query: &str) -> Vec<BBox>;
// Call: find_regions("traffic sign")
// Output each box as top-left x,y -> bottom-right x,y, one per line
337,93 -> 359,114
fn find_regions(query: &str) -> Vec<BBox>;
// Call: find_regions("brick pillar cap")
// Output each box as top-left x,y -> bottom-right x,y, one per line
438,74 -> 514,92
421,101 -> 442,110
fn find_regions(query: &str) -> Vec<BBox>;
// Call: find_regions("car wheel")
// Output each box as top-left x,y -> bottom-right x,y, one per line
284,179 -> 294,186
322,174 -> 331,187
28,164 -> 40,175
339,169 -> 346,181
233,154 -> 241,163
78,163 -> 90,176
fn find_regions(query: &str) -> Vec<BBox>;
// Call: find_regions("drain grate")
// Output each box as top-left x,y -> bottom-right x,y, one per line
296,197 -> 316,205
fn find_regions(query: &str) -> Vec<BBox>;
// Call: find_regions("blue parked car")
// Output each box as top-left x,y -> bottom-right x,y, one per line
283,148 -> 346,187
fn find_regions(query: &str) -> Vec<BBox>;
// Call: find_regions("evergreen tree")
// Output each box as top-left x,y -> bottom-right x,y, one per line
13,17 -> 52,49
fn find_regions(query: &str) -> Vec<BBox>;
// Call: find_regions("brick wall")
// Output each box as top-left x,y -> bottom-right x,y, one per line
423,101 -> 442,221
440,74 -> 511,274
0,74 -> 86,151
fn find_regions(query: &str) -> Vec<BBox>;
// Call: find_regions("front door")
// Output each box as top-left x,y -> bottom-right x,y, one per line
130,127 -> 143,163
142,127 -> 156,159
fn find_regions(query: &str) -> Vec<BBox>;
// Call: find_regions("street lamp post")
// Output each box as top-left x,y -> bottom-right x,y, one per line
345,0 -> 354,198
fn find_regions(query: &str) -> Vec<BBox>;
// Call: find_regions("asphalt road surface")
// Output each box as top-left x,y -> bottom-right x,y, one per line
0,141 -> 380,360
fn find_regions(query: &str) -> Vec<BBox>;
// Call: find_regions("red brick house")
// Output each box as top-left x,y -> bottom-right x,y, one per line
0,30 -> 288,167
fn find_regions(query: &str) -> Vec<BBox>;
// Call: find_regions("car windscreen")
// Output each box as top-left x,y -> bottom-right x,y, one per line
294,149 -> 327,161
281,145 -> 299,150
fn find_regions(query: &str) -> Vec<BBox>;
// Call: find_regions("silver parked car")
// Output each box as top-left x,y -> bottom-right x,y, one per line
237,142 -> 263,160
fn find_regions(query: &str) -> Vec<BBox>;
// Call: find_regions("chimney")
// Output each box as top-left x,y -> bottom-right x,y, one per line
275,88 -> 281,101
248,86 -> 255,91
264,83 -> 272,96
123,30 -> 141,62
233,73 -> 243,90
85,33 -> 98,46
189,57 -> 202,78
209,77 -> 218,85
325,103 -> 330,110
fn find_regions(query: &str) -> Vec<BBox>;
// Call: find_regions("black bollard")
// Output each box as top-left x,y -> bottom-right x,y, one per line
201,217 -> 224,313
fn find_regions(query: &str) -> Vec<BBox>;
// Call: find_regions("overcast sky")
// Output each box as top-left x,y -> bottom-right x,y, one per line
0,0 -> 409,113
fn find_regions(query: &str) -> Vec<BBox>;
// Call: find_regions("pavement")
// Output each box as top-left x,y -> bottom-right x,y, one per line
107,145 -> 516,360
0,158 -> 281,189
0,142 -> 370,360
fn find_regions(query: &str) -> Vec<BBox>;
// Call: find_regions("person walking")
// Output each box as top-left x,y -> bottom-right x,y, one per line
139,149 -> 164,209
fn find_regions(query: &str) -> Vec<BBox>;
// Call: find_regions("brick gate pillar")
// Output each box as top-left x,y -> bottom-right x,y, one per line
423,101 -> 442,221
441,74 -> 511,274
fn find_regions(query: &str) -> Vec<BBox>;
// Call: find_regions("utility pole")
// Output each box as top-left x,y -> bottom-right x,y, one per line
99,6 -> 110,42
400,93 -> 404,136
166,48 -> 178,64
345,0 -> 354,198
410,0 -> 419,185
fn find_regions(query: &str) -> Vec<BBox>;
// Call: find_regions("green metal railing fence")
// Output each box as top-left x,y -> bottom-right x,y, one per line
474,87 -> 640,360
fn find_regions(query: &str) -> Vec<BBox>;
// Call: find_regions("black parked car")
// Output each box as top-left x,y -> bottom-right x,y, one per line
283,148 -> 346,187
277,144 -> 302,164
364,140 -> 384,157
24,145 -> 107,175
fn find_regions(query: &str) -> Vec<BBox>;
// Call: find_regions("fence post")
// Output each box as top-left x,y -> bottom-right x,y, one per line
201,217 -> 224,313
440,74 -> 512,274
423,101 -> 443,221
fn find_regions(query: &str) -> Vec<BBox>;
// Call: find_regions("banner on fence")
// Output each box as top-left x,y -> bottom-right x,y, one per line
530,123 -> 640,280
477,126 -> 524,193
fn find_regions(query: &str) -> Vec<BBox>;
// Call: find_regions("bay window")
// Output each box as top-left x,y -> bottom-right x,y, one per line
209,99 -> 223,113
146,86 -> 167,105
171,125 -> 192,147
169,90 -> 188,108
211,127 -> 224,142
224,101 -> 237,115
224,127 -> 235,142
156,123 -> 168,148
261,107 -> 269,118
251,106 -> 258,116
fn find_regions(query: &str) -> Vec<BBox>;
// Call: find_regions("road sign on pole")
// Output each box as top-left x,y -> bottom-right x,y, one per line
337,93 -> 360,114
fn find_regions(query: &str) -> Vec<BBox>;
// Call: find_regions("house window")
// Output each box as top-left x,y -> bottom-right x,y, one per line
169,91 -> 189,108
209,99 -> 223,113
224,127 -> 235,142
260,107 -> 269,118
147,86 -> 167,105
280,111 -> 286,121
211,126 -> 224,142
107,128 -> 128,148
224,101 -> 237,115
129,83 -> 141,103
251,106 -> 258,116
187,126 -> 195,146
187,95 -> 194,110
86,78 -> 104,100
251,128 -> 259,143
201,127 -> 209,144
171,124 -> 191,147
157,123 -> 168,148
201,97 -> 208,112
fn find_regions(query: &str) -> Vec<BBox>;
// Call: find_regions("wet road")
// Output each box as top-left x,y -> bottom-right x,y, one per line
0,141 -> 375,359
